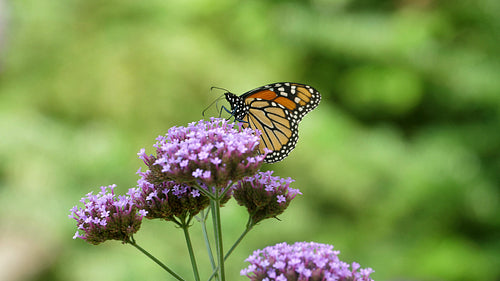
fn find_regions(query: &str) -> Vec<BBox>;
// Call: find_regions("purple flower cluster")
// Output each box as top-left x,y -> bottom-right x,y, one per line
233,171 -> 301,224
138,118 -> 266,189
130,169 -> 213,221
69,185 -> 147,245
241,242 -> 374,281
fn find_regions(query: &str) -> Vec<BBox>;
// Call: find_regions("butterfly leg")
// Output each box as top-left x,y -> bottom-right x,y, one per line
220,105 -> 234,119
219,105 -> 249,124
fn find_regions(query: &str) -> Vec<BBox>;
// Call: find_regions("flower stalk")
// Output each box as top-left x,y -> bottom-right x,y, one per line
128,237 -> 185,281
213,190 -> 226,281
225,216 -> 255,261
180,218 -> 201,281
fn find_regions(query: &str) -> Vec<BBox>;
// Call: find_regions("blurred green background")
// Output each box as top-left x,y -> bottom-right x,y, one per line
1,0 -> 499,280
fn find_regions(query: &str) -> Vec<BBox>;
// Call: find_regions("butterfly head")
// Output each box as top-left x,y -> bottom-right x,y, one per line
223,92 -> 237,110
224,92 -> 250,121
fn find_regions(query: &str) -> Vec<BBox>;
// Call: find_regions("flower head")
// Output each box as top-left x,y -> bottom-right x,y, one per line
69,184 -> 147,245
139,118 -> 266,190
131,169 -> 218,221
241,242 -> 374,281
233,171 -> 301,224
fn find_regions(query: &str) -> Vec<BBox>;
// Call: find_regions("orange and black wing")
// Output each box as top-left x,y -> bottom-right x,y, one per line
225,82 -> 321,163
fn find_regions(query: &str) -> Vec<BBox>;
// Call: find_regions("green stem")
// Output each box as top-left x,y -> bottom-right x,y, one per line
194,183 -> 217,200
218,182 -> 233,200
181,219 -> 201,281
198,209 -> 217,271
213,190 -> 225,281
207,217 -> 255,281
205,182 -> 235,281
224,217 -> 254,261
128,238 -> 185,281
210,200 -> 221,281
210,201 -> 219,255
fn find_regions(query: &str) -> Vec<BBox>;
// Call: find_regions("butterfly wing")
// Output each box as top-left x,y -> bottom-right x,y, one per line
238,82 -> 321,163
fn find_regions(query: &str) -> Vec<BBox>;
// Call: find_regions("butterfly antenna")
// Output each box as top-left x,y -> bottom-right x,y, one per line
210,86 -> 230,92
202,92 -> 226,117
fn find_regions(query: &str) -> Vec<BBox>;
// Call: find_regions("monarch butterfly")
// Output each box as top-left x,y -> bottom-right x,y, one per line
224,82 -> 321,163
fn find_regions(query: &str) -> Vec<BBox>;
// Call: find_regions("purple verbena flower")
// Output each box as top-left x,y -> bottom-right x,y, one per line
233,171 -> 301,224
69,184 -> 147,245
138,118 -> 266,190
130,169 -> 214,221
241,242 -> 374,281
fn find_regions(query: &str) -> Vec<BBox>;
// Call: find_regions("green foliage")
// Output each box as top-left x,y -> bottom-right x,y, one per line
1,0 -> 499,280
